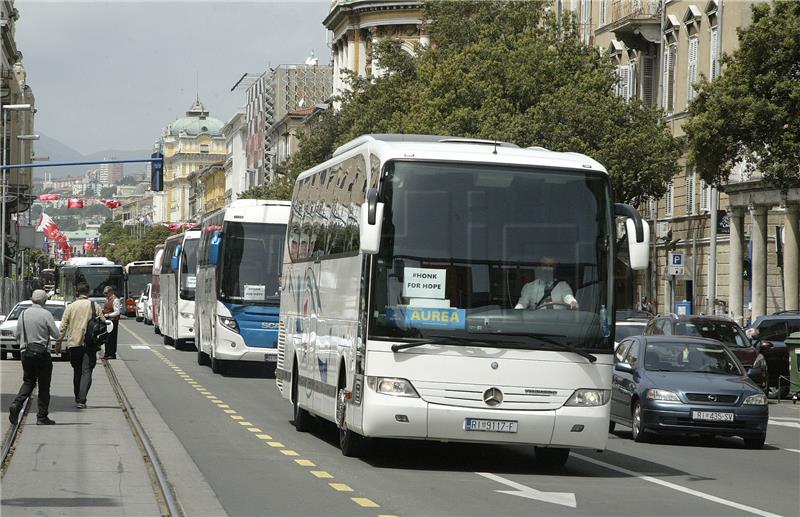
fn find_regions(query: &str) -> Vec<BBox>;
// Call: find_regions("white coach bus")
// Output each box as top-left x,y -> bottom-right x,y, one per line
195,200 -> 290,373
275,134 -> 649,465
159,229 -> 201,349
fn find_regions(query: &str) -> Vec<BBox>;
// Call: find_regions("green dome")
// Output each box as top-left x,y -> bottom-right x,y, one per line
170,98 -> 224,136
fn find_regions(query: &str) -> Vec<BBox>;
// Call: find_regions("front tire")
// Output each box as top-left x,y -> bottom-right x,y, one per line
534,447 -> 570,468
292,363 -> 314,432
336,386 -> 368,457
197,349 -> 211,366
744,433 -> 766,449
632,401 -> 648,442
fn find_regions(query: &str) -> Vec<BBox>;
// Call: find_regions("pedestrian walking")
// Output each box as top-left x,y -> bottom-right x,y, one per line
102,286 -> 121,359
8,290 -> 60,425
58,283 -> 105,409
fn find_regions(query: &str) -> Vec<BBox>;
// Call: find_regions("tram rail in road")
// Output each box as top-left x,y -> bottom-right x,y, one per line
1,396 -> 30,475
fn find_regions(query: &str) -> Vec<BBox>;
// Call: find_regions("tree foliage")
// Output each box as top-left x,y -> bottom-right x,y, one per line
272,0 -> 679,205
684,1 -> 800,191
98,221 -> 171,265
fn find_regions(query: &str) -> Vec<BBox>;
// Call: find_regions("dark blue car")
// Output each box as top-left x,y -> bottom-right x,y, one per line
610,336 -> 769,449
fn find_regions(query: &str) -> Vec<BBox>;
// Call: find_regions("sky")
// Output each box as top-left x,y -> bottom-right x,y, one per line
14,0 -> 331,155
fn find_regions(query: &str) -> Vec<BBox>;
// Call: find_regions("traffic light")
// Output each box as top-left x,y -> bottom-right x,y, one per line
743,257 -> 752,280
151,152 -> 164,192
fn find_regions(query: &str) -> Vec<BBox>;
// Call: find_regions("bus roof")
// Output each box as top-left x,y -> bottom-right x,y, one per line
297,134 -> 608,182
223,199 -> 291,225
63,257 -> 115,266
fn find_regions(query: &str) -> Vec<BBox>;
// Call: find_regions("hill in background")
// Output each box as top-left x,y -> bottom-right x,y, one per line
33,133 -> 151,179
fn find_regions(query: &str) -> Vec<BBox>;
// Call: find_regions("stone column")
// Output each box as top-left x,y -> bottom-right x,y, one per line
347,32 -> 356,72
751,205 -> 768,319
728,208 -> 744,324
784,205 -> 800,311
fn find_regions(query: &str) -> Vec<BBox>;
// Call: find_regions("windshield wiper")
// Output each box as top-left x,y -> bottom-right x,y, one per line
390,335 -> 498,352
496,332 -> 597,363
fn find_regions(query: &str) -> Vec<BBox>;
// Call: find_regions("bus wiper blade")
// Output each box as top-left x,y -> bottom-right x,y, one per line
499,332 -> 597,363
390,335 -> 496,352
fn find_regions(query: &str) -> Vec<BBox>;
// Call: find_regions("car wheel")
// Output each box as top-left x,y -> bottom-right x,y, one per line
609,421 -> 616,433
631,401 -> 648,442
292,362 -> 314,432
337,385 -> 368,457
743,434 -> 766,449
534,447 -> 570,469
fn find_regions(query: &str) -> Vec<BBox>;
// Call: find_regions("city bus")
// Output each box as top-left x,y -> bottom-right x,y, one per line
275,134 -> 649,465
58,257 -> 125,304
195,200 -> 291,373
159,230 -> 201,349
151,244 -> 165,334
40,268 -> 56,292
124,261 -> 154,316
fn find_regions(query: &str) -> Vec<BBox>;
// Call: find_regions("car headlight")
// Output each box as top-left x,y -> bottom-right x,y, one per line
1,329 -> 13,336
743,393 -> 767,406
219,316 -> 239,333
180,312 -> 194,319
366,376 -> 419,398
565,389 -> 610,406
646,389 -> 681,402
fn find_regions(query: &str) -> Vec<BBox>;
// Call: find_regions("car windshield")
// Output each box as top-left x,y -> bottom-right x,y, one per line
369,161 -> 614,351
219,222 -> 286,306
756,319 -> 800,342
676,320 -> 750,348
644,341 -> 743,375
7,304 -> 65,321
615,323 -> 647,341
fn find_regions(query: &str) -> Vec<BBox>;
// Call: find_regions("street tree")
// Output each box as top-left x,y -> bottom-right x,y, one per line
684,1 -> 800,191
98,221 -> 171,264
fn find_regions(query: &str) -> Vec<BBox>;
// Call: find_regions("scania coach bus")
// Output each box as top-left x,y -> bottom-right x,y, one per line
275,134 -> 649,466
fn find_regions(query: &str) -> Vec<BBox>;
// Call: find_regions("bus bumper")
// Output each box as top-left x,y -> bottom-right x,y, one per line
214,324 -> 277,363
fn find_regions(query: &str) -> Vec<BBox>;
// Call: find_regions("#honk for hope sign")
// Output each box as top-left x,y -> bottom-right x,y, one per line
403,267 -> 446,299
387,267 -> 466,329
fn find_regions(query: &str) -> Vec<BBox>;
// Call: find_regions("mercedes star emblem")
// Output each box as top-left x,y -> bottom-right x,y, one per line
491,361 -> 499,370
483,387 -> 503,407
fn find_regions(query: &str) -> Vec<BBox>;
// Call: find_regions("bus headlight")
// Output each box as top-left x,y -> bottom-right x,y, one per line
565,389 -> 610,406
366,376 -> 419,398
219,316 -> 239,333
180,312 -> 194,320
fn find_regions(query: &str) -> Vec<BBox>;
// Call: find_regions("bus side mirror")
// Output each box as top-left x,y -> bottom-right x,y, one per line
209,232 -> 222,266
615,203 -> 650,271
171,244 -> 181,271
360,188 -> 384,255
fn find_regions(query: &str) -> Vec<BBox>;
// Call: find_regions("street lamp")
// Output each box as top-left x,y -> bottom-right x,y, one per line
14,134 -> 39,286
1,103 -> 33,279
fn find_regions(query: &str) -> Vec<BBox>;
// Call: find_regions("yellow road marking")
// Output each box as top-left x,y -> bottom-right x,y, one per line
378,514 -> 399,517
311,471 -> 333,479
216,404 -> 230,408
329,483 -> 353,492
280,450 -> 299,457
231,415 -> 244,420
256,434 -> 273,440
210,398 -> 222,402
238,421 -> 253,426
351,498 -> 379,508
198,391 -> 211,395
224,409 -> 237,414
267,442 -> 284,448
295,459 -> 315,467
247,427 -> 261,433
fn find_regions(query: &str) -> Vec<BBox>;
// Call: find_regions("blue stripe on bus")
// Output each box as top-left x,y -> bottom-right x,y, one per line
223,303 -> 280,349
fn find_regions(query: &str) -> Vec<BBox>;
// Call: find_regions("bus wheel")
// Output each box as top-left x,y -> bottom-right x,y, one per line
197,349 -> 211,367
292,362 -> 313,432
211,353 -> 225,374
534,447 -> 570,469
163,335 -> 173,347
336,385 -> 368,457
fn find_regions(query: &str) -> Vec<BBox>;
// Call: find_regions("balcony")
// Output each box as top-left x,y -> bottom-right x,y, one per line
605,0 -> 661,50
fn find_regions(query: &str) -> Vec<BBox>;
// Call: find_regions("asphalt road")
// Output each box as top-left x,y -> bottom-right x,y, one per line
117,320 -> 800,517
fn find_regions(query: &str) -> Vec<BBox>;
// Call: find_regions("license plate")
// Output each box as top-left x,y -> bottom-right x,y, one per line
692,411 -> 734,422
464,418 -> 518,433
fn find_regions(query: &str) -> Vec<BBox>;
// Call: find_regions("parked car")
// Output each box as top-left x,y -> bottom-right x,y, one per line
645,314 -> 768,393
748,310 -> 799,399
143,284 -> 153,325
610,335 -> 769,448
0,300 -> 68,360
136,283 -> 151,323
614,310 -> 651,349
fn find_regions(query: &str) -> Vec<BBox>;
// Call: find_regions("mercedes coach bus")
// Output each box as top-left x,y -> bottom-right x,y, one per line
159,230 -> 201,349
275,134 -> 649,465
195,200 -> 290,374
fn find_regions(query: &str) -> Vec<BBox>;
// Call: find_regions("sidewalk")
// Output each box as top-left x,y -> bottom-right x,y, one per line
1,358 -> 162,516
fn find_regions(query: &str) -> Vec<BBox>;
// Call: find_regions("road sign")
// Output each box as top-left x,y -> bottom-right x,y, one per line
668,252 -> 685,276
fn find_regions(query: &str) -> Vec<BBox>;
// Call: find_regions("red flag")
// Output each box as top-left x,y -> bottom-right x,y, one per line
67,198 -> 84,209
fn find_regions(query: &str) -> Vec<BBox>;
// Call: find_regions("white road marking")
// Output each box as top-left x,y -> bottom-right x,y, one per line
164,345 -> 176,350
768,419 -> 800,428
768,416 -> 800,422
476,472 -> 576,508
572,454 -> 781,517
130,345 -> 151,350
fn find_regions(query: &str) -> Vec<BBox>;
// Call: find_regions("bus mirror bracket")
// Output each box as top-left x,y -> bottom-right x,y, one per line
360,188 -> 384,255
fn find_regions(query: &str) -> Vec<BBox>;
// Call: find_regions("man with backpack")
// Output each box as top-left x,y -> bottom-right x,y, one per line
58,283 -> 106,409
8,290 -> 60,425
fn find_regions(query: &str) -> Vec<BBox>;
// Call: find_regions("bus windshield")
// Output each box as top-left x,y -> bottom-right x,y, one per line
127,267 -> 151,297
220,222 -> 285,306
180,239 -> 199,300
75,267 -> 125,298
369,161 -> 614,351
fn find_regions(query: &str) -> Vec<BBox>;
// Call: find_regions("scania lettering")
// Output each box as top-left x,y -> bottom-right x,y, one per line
159,230 -> 200,349
275,134 -> 649,466
195,200 -> 290,374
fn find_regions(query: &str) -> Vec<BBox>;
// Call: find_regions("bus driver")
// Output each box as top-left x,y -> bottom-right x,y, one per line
515,257 -> 578,310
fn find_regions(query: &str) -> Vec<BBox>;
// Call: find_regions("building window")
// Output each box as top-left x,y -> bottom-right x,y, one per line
687,36 -> 699,103
642,55 -> 655,106
663,43 -> 677,113
699,180 -> 710,212
599,0 -> 607,25
710,25 -> 720,80
665,181 -> 674,217
200,144 -> 209,154
685,166 -> 695,215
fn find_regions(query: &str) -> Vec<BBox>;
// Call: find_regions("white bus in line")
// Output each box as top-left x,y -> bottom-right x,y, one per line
195,200 -> 291,373
159,229 -> 201,349
276,134 -> 649,466
151,244 -> 165,334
